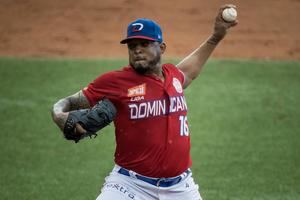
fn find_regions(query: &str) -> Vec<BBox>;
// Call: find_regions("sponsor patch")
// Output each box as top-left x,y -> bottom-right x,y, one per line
128,83 -> 146,97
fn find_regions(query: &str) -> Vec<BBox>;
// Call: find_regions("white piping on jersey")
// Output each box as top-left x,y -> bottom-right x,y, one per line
177,68 -> 186,87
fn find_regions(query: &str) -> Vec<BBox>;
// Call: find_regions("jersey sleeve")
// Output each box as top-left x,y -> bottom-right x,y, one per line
176,68 -> 186,85
82,71 -> 119,107
164,63 -> 185,85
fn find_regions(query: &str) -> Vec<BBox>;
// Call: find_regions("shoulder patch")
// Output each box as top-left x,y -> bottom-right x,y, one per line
173,78 -> 183,93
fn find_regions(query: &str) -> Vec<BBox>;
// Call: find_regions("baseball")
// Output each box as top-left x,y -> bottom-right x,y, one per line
222,7 -> 237,22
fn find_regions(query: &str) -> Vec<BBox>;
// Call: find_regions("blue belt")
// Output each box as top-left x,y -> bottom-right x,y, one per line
118,168 -> 190,187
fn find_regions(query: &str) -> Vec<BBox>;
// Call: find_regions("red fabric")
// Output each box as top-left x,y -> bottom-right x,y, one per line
83,63 -> 191,178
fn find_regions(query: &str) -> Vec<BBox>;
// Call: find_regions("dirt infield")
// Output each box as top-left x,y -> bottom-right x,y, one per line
0,0 -> 299,60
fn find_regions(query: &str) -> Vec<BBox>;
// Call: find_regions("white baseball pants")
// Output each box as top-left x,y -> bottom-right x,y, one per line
96,165 -> 203,200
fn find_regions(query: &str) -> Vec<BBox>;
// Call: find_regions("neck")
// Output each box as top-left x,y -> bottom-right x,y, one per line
146,64 -> 162,75
145,63 -> 164,80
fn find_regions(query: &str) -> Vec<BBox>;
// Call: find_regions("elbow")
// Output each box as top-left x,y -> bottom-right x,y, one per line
51,100 -> 64,122
50,106 -> 58,122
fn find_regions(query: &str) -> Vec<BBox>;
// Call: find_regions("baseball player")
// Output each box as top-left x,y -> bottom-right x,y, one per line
51,4 -> 237,200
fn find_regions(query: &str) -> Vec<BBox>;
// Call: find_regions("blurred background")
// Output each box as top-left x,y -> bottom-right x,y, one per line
0,0 -> 299,59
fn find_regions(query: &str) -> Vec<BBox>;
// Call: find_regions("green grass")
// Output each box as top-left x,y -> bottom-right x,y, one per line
0,57 -> 299,200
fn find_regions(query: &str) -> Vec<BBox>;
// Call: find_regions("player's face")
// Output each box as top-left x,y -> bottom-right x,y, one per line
127,39 -> 166,74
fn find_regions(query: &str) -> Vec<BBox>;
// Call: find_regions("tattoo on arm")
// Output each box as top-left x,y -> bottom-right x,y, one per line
69,91 -> 91,110
52,91 -> 90,115
54,113 -> 67,131
51,91 -> 90,130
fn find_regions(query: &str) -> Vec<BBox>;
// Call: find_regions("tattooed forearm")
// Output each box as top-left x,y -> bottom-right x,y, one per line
52,91 -> 90,114
51,91 -> 91,129
53,98 -> 70,114
69,90 -> 91,110
51,112 -> 67,131
54,91 -> 90,113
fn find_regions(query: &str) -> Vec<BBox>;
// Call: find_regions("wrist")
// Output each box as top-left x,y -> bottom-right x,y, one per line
207,34 -> 224,45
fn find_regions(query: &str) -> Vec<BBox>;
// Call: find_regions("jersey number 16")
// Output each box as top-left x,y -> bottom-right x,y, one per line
179,115 -> 189,136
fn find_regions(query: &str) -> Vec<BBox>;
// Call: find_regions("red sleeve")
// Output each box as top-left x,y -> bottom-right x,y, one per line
82,71 -> 119,107
164,63 -> 185,85
176,68 -> 186,85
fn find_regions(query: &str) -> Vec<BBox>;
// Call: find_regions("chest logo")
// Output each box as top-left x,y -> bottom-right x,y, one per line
128,83 -> 146,101
173,78 -> 183,93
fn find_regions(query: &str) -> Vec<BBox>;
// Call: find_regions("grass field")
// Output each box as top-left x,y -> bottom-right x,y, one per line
0,57 -> 299,200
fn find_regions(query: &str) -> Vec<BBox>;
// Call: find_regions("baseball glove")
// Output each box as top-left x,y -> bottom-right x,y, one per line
63,98 -> 117,143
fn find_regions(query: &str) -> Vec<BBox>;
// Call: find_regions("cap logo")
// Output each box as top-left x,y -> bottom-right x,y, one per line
132,23 -> 144,32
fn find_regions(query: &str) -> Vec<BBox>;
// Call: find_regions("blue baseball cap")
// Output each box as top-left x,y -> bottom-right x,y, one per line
120,18 -> 163,44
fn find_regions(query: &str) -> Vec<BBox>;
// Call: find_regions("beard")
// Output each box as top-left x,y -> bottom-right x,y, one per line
131,55 -> 161,75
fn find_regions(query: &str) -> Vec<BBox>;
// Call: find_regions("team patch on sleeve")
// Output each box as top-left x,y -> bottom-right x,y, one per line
173,77 -> 183,93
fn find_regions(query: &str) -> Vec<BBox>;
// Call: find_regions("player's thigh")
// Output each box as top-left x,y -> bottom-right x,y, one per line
95,182 -> 140,200
96,189 -> 133,200
162,176 -> 202,200
96,190 -> 127,200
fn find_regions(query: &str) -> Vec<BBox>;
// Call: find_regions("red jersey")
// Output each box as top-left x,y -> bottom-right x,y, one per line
83,63 -> 192,178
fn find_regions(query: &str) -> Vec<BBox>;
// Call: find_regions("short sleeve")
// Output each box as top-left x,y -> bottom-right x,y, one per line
163,63 -> 185,85
82,71 -> 119,107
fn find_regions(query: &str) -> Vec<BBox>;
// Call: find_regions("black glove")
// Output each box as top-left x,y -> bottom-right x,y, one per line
63,98 -> 117,143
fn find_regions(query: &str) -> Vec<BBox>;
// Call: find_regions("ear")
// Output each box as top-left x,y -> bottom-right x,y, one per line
159,43 -> 166,54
